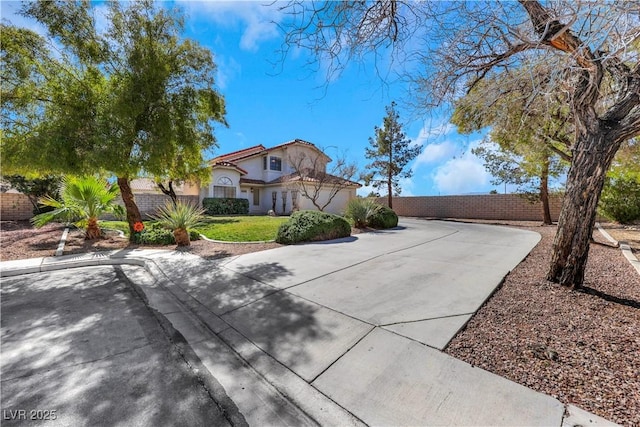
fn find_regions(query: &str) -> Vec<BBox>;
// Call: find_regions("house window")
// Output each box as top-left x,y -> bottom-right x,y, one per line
253,188 -> 260,206
270,156 -> 282,171
213,186 -> 236,198
263,156 -> 267,170
213,176 -> 235,198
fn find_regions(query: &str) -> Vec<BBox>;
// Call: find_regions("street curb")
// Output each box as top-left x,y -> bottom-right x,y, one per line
54,228 -> 69,257
0,253 -> 364,427
596,222 -> 640,276
198,234 -> 276,244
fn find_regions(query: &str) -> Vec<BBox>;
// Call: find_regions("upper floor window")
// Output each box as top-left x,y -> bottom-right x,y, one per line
270,156 -> 282,171
263,156 -> 267,170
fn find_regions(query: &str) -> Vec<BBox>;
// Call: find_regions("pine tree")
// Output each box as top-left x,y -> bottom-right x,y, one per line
364,102 -> 421,208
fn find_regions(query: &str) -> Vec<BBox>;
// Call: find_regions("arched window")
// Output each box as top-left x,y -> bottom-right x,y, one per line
217,176 -> 233,186
213,176 -> 236,198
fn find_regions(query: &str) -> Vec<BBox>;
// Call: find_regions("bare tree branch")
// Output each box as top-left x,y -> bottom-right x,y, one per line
286,148 -> 359,212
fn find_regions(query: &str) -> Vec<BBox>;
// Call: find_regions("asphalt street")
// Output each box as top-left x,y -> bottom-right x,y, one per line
1,266 -> 243,427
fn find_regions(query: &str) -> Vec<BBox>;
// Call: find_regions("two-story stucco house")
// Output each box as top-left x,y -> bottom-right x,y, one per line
202,139 -> 361,215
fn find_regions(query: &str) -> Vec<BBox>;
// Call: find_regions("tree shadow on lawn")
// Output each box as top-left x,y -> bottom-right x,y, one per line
201,218 -> 241,225
0,266 -> 231,427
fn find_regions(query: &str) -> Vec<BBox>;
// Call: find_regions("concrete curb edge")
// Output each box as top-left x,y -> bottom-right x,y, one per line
596,222 -> 640,276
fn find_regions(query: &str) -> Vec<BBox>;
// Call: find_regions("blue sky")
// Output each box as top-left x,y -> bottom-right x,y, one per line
2,1 -> 510,196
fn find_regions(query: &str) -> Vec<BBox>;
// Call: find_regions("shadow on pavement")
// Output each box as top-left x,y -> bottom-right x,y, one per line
1,267 -> 232,426
157,258 -> 341,381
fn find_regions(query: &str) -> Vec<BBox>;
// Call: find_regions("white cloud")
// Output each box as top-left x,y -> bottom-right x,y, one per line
216,56 -> 242,90
411,120 -> 459,167
415,140 -> 458,166
184,1 -> 283,52
432,140 -> 491,195
397,176 -> 415,196
411,121 -> 455,147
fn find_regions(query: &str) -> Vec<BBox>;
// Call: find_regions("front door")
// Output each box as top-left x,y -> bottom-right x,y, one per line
252,188 -> 260,210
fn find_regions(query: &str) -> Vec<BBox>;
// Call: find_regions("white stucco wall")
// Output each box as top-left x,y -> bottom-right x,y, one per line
297,187 -> 357,215
283,146 -> 328,175
241,157 -> 263,178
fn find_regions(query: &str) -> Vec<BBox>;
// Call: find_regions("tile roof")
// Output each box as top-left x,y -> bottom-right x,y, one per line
239,178 -> 266,185
211,161 -> 248,175
268,171 -> 361,187
210,144 -> 266,163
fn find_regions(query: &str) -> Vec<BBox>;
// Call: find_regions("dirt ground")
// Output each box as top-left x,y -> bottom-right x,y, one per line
445,219 -> 640,425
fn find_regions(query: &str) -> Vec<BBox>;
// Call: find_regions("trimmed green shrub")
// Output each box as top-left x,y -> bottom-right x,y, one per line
202,198 -> 249,215
276,210 -> 351,244
344,198 -> 383,228
133,222 -> 200,245
599,176 -> 640,223
368,206 -> 399,229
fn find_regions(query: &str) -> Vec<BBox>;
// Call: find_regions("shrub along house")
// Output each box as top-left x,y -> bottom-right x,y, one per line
203,139 -> 361,215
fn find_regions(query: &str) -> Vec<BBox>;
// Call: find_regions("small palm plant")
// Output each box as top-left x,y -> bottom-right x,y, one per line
151,201 -> 205,246
344,197 -> 383,228
32,176 -> 124,240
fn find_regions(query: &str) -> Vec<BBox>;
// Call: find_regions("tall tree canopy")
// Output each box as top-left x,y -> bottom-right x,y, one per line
280,0 -> 640,287
364,102 -> 420,209
451,70 -> 570,224
1,0 -> 226,238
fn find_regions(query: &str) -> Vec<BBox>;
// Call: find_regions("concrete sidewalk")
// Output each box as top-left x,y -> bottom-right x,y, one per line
1,219 -> 619,426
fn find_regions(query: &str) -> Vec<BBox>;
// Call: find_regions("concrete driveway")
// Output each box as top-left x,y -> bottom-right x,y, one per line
148,218 -> 574,426
1,219 -> 614,426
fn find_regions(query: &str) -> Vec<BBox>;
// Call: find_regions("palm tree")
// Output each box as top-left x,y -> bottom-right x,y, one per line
32,176 -> 124,239
151,201 -> 205,246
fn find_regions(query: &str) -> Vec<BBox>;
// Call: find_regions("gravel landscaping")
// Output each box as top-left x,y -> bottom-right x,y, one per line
445,220 -> 640,426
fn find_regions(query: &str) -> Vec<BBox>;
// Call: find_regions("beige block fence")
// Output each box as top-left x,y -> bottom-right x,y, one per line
0,193 -> 35,221
2,192 -> 563,222
0,193 -> 200,222
378,194 -> 564,222
114,194 -> 200,217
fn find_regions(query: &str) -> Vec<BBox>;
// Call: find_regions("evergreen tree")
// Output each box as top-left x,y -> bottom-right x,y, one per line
364,102 -> 420,208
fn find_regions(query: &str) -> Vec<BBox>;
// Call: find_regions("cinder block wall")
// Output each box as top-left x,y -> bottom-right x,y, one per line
379,194 -> 564,221
0,193 -> 34,221
114,194 -> 200,217
0,193 -> 200,221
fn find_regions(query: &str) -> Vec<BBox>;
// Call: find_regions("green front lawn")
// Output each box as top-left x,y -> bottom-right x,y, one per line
99,220 -> 130,234
197,216 -> 288,242
99,216 -> 288,242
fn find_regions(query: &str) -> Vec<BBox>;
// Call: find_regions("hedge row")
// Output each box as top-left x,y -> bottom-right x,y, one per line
276,210 -> 351,244
202,197 -> 249,215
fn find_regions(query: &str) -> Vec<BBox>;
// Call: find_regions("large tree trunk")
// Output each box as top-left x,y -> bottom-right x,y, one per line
540,155 -> 552,225
547,130 -> 621,288
117,177 -> 143,243
387,148 -> 393,209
